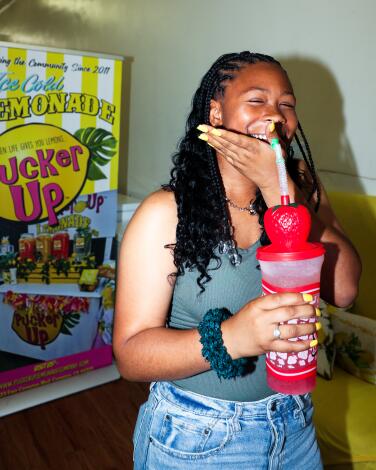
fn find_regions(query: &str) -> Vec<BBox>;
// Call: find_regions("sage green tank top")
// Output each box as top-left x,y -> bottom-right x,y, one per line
167,239 -> 275,402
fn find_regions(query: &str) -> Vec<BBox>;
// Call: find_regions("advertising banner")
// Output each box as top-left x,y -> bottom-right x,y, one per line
0,43 -> 122,398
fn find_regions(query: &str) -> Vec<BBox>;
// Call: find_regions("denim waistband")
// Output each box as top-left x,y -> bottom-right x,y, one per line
149,381 -> 310,419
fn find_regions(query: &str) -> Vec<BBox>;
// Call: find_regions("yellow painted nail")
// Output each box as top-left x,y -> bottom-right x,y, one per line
310,339 -> 318,347
315,322 -> 322,331
315,308 -> 321,317
211,128 -> 222,136
197,124 -> 209,132
198,133 -> 209,141
269,121 -> 275,132
303,293 -> 313,302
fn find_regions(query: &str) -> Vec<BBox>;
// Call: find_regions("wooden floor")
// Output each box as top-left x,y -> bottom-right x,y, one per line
0,378 -> 150,470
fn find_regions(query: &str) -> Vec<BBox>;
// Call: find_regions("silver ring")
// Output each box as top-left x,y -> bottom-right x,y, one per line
273,327 -> 282,339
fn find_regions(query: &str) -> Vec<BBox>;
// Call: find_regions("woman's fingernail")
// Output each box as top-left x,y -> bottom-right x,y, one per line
198,133 -> 209,141
315,308 -> 321,317
310,339 -> 318,347
303,293 -> 313,302
269,121 -> 275,132
315,322 -> 322,331
197,124 -> 209,132
211,128 -> 222,136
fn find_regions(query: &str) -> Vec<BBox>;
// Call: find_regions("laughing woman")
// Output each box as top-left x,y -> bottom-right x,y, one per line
114,52 -> 361,469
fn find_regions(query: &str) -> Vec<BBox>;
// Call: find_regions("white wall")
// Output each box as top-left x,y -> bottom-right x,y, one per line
1,0 -> 375,196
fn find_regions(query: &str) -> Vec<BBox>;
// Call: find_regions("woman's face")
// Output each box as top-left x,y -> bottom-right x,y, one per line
210,62 -> 298,148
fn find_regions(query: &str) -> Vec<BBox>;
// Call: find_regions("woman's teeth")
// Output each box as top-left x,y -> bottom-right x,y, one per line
250,133 -> 268,142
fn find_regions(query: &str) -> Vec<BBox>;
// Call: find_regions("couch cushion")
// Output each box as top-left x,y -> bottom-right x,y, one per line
312,367 -> 376,466
328,192 -> 376,319
332,311 -> 376,385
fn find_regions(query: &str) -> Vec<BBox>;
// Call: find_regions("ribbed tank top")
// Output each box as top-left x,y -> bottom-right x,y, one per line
167,239 -> 276,402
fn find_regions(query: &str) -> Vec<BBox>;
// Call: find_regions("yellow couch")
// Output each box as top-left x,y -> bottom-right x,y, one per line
312,192 -> 376,469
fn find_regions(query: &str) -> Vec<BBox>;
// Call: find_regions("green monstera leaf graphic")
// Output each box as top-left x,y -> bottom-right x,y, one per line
60,313 -> 81,336
74,127 -> 117,181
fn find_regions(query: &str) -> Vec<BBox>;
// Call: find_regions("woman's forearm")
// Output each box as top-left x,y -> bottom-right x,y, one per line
309,216 -> 361,307
114,326 -> 211,382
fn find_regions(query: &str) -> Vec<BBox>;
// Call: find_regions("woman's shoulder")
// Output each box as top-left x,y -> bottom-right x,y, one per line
137,188 -> 177,219
124,188 -> 178,243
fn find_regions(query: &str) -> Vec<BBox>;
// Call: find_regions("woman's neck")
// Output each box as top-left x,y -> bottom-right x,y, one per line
217,156 -> 258,204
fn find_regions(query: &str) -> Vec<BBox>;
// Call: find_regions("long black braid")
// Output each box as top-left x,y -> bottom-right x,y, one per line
163,51 -> 320,292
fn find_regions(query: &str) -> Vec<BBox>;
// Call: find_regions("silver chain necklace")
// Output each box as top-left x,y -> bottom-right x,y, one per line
225,197 -> 257,215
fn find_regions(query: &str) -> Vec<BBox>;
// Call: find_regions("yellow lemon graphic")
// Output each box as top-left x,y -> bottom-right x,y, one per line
73,201 -> 88,213
0,123 -> 90,225
12,305 -> 63,349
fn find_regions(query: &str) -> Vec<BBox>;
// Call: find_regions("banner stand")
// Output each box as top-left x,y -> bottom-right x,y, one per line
0,362 -> 119,417
0,41 -> 124,414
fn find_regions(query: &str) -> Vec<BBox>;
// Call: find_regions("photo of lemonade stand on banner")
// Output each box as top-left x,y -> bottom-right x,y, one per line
0,123 -> 118,396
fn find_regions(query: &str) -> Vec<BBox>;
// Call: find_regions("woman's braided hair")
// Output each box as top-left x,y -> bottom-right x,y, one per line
163,51 -> 320,293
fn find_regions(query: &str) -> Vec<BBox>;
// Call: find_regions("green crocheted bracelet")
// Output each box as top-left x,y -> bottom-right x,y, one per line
198,308 -> 248,380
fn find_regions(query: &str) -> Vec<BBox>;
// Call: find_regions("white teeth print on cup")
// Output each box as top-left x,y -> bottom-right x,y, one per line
277,352 -> 287,359
298,350 -> 308,360
288,355 -> 297,365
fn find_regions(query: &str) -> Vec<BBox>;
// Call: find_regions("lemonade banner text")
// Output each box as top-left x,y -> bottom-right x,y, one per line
0,44 -> 122,225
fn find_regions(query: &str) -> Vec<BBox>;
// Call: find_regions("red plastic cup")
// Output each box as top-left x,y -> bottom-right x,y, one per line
256,242 -> 325,395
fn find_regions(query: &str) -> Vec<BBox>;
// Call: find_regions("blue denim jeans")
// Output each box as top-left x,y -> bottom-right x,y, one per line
133,381 -> 323,469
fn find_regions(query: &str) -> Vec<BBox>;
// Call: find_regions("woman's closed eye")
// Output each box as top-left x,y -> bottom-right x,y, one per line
280,102 -> 296,109
248,99 -> 264,104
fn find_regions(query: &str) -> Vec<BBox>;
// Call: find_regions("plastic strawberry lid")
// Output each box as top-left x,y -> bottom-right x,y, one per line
256,242 -> 325,261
